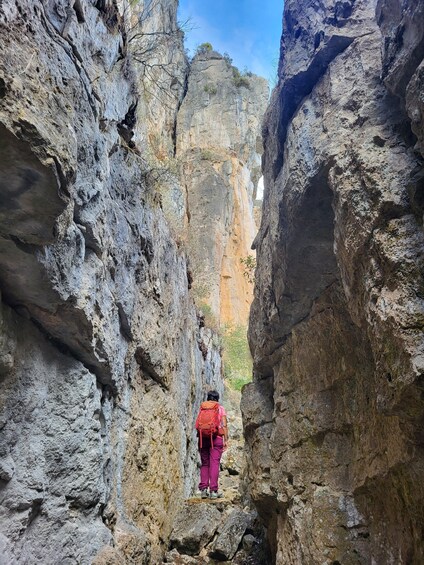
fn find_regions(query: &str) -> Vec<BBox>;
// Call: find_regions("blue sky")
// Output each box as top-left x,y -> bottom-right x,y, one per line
178,0 -> 283,84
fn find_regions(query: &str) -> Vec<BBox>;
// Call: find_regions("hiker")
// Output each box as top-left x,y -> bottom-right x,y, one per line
195,390 -> 228,499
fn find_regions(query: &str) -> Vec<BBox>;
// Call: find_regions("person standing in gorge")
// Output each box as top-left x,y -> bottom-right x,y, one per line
195,390 -> 228,498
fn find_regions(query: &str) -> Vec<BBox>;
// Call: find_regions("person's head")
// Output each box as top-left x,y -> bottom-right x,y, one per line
207,390 -> 219,402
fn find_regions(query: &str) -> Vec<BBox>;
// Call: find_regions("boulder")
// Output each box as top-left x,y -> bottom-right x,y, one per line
208,508 -> 254,561
169,503 -> 222,555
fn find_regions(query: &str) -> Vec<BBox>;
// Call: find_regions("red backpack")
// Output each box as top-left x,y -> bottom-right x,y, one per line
195,400 -> 221,448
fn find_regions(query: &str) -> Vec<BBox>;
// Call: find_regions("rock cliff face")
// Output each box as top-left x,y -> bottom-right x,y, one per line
0,1 -> 223,563
176,51 -> 268,327
244,0 -> 424,563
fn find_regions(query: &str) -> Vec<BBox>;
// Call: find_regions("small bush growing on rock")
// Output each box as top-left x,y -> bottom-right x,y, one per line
196,42 -> 213,55
200,149 -> 216,161
198,302 -> 220,333
127,0 -> 191,109
232,67 -> 250,89
204,83 -> 217,95
240,255 -> 256,284
223,52 -> 233,66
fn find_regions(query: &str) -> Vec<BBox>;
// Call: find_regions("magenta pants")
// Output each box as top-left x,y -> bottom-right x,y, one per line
198,435 -> 224,492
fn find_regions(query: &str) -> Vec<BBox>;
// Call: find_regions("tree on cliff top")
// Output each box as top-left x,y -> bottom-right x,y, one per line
126,0 -> 191,108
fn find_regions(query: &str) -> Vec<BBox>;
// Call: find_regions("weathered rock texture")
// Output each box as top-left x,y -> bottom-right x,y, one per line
219,387 -> 245,501
165,499 -> 269,564
0,1 -> 223,563
245,0 -> 424,563
176,51 -> 268,327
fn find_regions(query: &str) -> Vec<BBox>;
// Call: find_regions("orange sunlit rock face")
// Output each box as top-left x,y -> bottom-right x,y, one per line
176,50 -> 268,329
220,158 -> 257,327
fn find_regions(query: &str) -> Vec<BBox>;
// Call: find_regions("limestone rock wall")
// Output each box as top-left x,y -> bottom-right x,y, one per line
0,1 -> 223,563
176,51 -> 268,327
244,0 -> 424,563
131,0 -> 188,159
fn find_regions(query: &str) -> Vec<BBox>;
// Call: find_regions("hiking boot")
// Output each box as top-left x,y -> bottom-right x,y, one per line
200,489 -> 209,499
209,491 -> 223,499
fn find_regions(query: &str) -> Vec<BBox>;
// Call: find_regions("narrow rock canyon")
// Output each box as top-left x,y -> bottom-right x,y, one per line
0,0 -> 423,564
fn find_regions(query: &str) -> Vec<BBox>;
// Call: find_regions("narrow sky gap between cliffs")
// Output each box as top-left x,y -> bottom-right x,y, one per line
178,0 -> 283,84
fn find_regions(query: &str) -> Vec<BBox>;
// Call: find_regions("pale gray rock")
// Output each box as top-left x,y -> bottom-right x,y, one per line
0,456 -> 14,482
213,389 -> 245,505
169,503 -> 222,555
242,533 -> 256,552
0,303 -> 112,564
176,50 -> 268,327
208,508 -> 255,561
163,548 -> 205,564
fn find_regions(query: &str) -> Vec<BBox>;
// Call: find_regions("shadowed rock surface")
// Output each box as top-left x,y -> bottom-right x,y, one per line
208,507 -> 255,561
245,0 -> 424,563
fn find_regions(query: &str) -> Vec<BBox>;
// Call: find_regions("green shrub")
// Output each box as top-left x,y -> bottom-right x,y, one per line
198,301 -> 219,330
204,83 -> 217,95
232,67 -> 250,89
240,255 -> 256,284
200,149 -> 216,161
196,42 -> 213,55
227,375 -> 250,392
222,325 -> 252,391
223,52 -> 233,66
